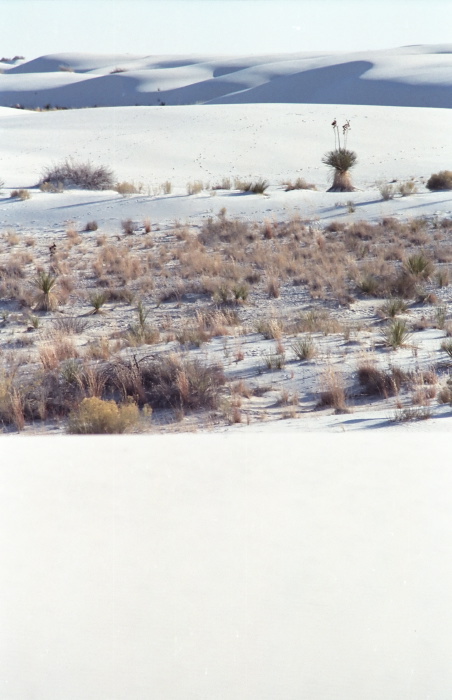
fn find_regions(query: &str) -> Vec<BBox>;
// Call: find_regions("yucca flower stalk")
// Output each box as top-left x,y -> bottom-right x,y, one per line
322,119 -> 357,192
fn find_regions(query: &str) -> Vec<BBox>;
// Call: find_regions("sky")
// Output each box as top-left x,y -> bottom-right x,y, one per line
1,0 -> 451,59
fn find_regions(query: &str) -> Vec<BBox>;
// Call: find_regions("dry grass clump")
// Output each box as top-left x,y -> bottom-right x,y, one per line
67,397 -> 139,434
291,335 -> 317,361
357,360 -> 409,397
234,178 -> 269,194
198,214 -> 253,245
10,189 -> 31,200
40,158 -> 115,190
427,171 -> 452,191
39,181 -> 64,193
377,181 -> 395,200
296,308 -> 343,335
397,180 -> 418,196
187,181 -> 204,195
317,365 -> 350,413
211,178 -> 232,190
255,317 -> 285,340
114,181 -> 141,196
39,337 -> 79,370
283,177 -> 316,191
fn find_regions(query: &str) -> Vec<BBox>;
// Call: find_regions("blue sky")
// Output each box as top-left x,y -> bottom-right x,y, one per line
1,0 -> 451,59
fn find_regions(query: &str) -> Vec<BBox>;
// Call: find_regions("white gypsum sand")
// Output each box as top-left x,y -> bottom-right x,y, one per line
1,42 -> 452,700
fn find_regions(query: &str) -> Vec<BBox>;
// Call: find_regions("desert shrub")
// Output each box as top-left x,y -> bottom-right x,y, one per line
357,361 -> 408,396
10,189 -> 31,200
106,355 -> 225,410
392,406 -> 431,422
440,339 -> 452,358
380,319 -> 412,349
232,283 -> 249,302
121,218 -> 135,235
85,220 -> 98,231
52,316 -> 89,334
162,180 -> 172,194
67,397 -> 139,434
397,180 -> 417,196
427,170 -> 452,191
40,158 -> 115,190
198,215 -> 252,245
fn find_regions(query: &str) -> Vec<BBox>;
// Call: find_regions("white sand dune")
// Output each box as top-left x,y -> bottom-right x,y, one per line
1,102 -> 451,235
1,45 -> 452,108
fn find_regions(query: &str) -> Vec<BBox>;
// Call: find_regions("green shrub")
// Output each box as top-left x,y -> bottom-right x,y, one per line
67,397 -> 139,434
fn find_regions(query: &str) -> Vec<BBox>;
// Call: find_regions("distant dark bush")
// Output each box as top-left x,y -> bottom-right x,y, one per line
40,158 -> 115,190
427,170 -> 452,191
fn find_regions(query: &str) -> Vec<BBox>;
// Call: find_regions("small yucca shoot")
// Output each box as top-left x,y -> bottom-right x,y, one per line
34,270 -> 58,311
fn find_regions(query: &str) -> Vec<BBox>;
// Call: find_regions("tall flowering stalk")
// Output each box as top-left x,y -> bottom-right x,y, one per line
322,119 -> 357,192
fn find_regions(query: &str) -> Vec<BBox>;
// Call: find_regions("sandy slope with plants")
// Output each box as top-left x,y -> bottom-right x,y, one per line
0,48 -> 451,434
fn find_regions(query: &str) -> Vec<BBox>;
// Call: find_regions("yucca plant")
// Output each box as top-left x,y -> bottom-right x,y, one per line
322,119 -> 357,192
89,290 -> 108,313
403,253 -> 434,280
379,298 -> 408,319
380,319 -> 412,349
33,270 -> 58,311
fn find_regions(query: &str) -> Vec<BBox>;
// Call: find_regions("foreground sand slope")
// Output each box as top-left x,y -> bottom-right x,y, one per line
1,434 -> 452,699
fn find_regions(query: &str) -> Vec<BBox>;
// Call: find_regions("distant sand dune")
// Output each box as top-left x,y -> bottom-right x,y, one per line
1,45 -> 452,109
